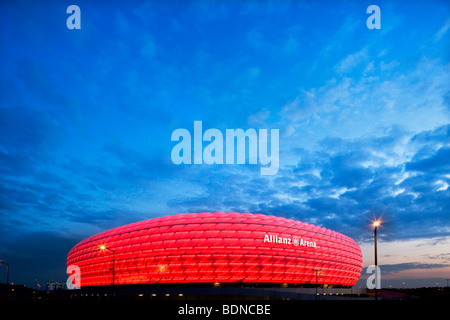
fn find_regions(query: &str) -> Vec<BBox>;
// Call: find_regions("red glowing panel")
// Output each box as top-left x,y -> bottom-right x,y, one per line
67,212 -> 363,287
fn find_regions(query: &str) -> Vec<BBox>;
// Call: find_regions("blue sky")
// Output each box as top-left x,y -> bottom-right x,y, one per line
0,0 -> 449,287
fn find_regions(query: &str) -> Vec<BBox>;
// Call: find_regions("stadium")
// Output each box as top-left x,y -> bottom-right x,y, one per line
67,212 -> 362,291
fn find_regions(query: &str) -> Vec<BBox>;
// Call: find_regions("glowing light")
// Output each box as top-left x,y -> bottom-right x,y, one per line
157,265 -> 168,272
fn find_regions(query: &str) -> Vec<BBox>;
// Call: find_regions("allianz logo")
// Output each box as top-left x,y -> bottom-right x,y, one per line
263,234 -> 317,248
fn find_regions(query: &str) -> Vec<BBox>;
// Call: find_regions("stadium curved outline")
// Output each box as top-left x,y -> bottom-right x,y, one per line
67,212 -> 363,287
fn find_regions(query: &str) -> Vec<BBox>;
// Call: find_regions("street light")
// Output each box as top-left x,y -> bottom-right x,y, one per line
372,220 -> 381,300
99,245 -> 115,287
313,268 -> 321,299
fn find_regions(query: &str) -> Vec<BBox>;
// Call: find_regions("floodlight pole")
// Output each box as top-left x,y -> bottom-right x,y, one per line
314,268 -> 321,300
111,249 -> 115,287
373,221 -> 379,301
100,246 -> 116,294
107,248 -> 116,287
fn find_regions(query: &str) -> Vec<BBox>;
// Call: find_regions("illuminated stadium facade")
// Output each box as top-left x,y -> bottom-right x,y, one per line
67,212 -> 363,288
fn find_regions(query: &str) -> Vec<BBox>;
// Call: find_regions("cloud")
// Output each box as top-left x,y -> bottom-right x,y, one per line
160,119 -> 449,243
247,109 -> 270,126
434,18 -> 450,41
323,151 -> 375,188
406,147 -> 450,173
281,56 -> 449,145
0,107 -> 64,166
0,105 -> 177,237
380,262 -> 450,275
334,48 -> 368,74
0,230 -> 79,286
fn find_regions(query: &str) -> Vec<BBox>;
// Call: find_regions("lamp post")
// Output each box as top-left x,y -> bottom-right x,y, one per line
373,220 -> 381,300
99,245 -> 115,287
313,268 -> 321,299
